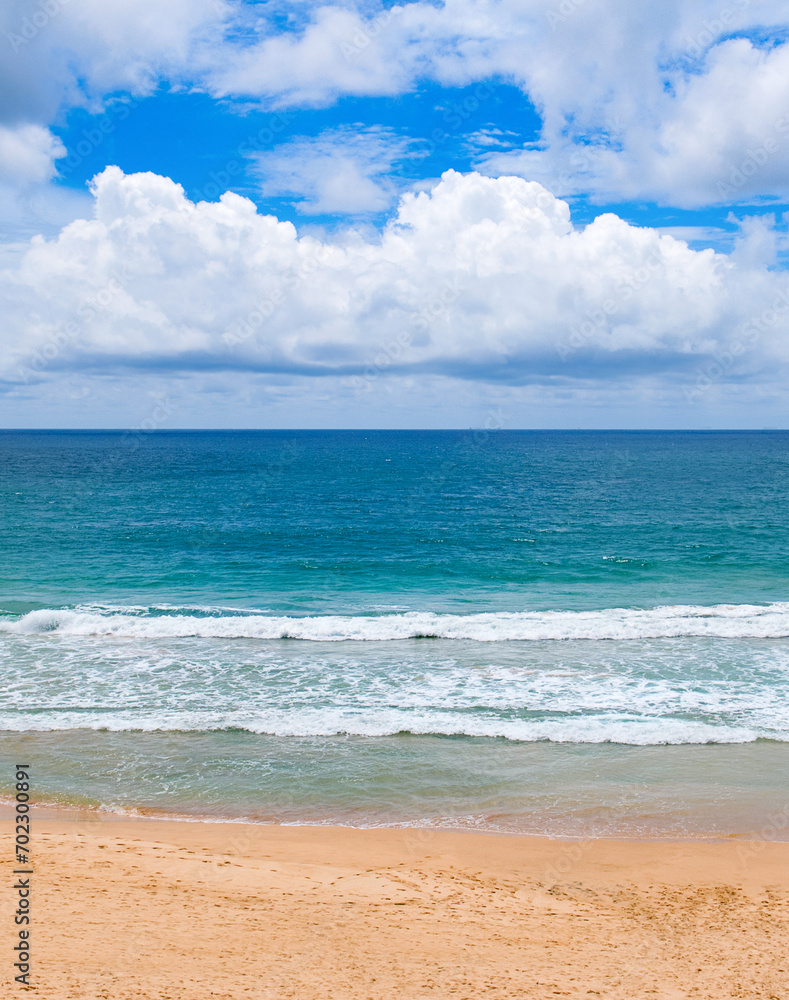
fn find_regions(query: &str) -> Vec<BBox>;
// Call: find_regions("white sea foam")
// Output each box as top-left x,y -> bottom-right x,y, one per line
0,707 -> 773,744
4,602 -> 789,641
4,602 -> 789,744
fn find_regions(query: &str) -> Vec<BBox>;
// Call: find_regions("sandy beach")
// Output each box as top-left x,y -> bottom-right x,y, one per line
4,811 -> 788,1000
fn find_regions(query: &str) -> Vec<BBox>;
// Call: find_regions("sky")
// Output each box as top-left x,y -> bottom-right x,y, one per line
2,0 -> 789,429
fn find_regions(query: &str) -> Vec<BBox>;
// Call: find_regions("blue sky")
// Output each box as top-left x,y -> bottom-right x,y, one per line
52,84 -> 543,225
50,82 -> 774,248
2,0 -> 789,428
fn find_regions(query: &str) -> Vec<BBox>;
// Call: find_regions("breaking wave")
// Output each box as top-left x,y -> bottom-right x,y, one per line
4,601 -> 789,642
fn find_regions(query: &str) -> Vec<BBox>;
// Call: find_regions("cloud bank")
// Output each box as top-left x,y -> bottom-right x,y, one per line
5,167 -> 788,394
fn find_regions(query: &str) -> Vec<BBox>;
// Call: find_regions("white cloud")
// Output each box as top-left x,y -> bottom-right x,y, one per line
646,38 -> 789,205
252,125 -> 421,214
203,1 -> 789,207
0,124 -> 64,186
0,0 -> 227,123
4,0 -> 789,210
0,0 -> 228,229
3,167 -> 788,396
481,35 -> 789,207
207,4 -> 420,106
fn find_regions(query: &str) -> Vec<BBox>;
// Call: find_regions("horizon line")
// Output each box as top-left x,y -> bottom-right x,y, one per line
0,427 -> 787,434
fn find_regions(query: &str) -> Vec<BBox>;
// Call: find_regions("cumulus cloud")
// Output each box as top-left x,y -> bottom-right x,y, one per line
0,124 -> 64,186
252,125 -> 422,214
3,167 -> 788,392
481,36 -> 789,207
0,0 -> 228,223
204,1 -> 789,207
207,4 -> 419,106
5,0 -> 789,210
0,0 -> 227,124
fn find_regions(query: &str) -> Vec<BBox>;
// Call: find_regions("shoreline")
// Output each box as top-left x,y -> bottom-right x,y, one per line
6,734 -> 789,846
6,812 -> 789,998
3,799 -> 788,843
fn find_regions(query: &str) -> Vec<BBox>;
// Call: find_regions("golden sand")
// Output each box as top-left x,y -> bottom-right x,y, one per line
4,811 -> 788,999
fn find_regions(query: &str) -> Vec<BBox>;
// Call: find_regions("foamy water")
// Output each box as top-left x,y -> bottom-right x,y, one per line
6,601 -> 789,641
2,605 -> 788,745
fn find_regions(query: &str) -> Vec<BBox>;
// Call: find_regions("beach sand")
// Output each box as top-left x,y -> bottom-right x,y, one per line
4,811 -> 788,999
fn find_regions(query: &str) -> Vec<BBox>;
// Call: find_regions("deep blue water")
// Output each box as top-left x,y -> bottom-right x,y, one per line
3,429 -> 789,612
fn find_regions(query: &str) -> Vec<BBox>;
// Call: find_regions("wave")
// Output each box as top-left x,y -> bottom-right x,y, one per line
3,601 -> 789,641
0,710 -> 776,744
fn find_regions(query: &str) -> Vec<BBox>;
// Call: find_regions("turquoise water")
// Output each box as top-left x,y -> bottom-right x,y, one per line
2,430 -> 789,835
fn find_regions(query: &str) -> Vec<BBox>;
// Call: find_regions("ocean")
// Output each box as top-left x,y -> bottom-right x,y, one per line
2,429 -> 788,838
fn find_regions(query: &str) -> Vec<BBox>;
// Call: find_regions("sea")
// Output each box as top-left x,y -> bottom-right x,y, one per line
2,429 -> 788,839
